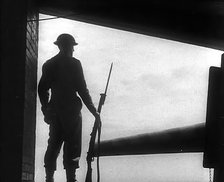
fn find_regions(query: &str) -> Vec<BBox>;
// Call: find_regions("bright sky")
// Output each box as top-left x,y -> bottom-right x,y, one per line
36,14 -> 223,182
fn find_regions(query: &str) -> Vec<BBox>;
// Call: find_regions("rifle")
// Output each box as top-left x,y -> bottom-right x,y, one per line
85,63 -> 113,182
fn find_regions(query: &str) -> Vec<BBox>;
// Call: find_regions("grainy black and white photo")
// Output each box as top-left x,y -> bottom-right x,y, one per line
2,1 -> 224,182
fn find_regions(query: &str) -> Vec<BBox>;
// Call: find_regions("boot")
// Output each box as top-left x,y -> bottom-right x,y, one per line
45,168 -> 54,182
66,168 -> 77,182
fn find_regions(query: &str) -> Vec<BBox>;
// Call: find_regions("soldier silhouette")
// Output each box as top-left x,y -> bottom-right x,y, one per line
38,33 -> 100,182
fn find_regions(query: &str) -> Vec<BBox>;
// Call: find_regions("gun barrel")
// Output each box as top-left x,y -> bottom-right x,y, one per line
93,123 -> 205,157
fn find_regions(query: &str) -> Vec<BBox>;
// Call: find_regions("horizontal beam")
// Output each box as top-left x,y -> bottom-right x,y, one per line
93,123 -> 205,157
38,0 -> 224,50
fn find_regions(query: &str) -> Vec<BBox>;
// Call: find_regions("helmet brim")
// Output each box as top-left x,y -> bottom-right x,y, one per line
54,41 -> 78,46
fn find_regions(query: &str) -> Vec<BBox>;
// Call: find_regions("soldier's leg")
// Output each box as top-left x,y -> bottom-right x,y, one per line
44,119 -> 63,182
62,113 -> 82,182
65,167 -> 77,182
45,168 -> 54,182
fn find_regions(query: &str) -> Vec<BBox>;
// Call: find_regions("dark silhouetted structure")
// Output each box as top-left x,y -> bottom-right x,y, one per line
93,123 -> 205,156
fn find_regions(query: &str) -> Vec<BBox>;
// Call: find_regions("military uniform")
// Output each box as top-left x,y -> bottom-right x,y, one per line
38,52 -> 97,171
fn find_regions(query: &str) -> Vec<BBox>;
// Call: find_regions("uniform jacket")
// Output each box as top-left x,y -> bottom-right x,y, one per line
38,52 -> 97,116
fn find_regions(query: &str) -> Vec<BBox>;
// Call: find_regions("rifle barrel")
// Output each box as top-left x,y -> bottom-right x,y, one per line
85,63 -> 113,182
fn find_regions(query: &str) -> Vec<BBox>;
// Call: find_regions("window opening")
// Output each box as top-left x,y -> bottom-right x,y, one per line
36,13 -> 223,182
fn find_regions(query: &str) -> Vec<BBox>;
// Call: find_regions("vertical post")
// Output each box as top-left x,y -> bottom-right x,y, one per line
203,53 -> 224,182
213,54 -> 224,182
22,3 -> 39,182
1,0 -> 38,182
1,0 -> 28,181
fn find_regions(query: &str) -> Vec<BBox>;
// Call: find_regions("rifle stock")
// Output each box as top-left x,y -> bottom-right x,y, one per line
85,160 -> 93,182
85,116 -> 100,182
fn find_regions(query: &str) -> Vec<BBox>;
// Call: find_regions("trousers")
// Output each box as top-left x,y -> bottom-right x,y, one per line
44,109 -> 82,170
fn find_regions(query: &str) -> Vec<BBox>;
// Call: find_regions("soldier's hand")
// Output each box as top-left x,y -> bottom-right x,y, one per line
41,105 -> 56,125
94,112 -> 101,128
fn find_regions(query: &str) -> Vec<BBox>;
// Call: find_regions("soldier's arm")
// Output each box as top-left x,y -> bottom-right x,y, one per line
76,61 -> 98,116
38,63 -> 51,111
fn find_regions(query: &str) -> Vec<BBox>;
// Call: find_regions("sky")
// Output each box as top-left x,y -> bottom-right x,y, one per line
36,14 -> 223,182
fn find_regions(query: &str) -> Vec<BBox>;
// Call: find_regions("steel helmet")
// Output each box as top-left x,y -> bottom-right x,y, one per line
54,33 -> 78,46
